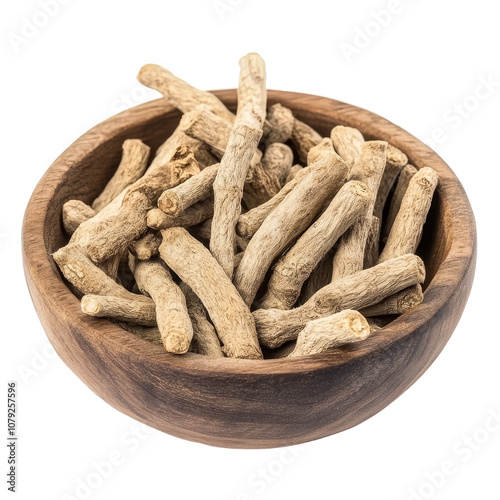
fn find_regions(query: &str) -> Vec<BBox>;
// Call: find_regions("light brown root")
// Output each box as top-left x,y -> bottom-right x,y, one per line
236,166 -> 310,240
180,283 -> 224,358
85,146 -> 200,263
237,52 -> 267,128
261,143 -> 294,186
234,152 -> 349,306
307,137 -> 335,165
382,164 -> 418,242
92,139 -> 151,212
299,253 -> 333,305
290,119 -> 322,164
378,167 -> 439,263
363,215 -> 380,269
53,244 -> 149,301
260,180 -> 372,310
289,310 -> 371,357
264,103 -> 294,147
129,232 -> 162,261
373,144 -> 408,222
359,284 -> 424,316
147,197 -> 214,230
254,254 -> 425,348
330,125 -> 365,167
242,162 -> 281,209
137,63 -> 235,122
132,257 -> 193,354
62,200 -> 95,236
159,227 -> 262,359
285,164 -> 303,184
210,114 -> 262,278
158,163 -> 218,216
81,294 -> 156,326
331,141 -> 388,281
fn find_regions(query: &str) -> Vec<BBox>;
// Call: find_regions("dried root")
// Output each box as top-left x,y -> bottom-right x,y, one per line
160,228 -> 262,359
378,167 -> 438,263
264,103 -> 294,146
62,200 -> 95,235
234,152 -> 348,306
254,254 -> 425,348
53,54 -> 437,360
92,139 -> 150,212
330,125 -> 364,168
289,310 -> 370,357
260,180 -> 372,310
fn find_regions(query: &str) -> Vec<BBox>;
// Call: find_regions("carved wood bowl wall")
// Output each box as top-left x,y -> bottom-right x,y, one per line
22,91 -> 476,448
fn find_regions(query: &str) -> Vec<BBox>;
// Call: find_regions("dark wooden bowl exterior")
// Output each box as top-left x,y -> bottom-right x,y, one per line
22,91 -> 476,449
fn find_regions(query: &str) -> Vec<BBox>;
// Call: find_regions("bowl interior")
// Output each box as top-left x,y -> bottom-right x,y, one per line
42,91 -> 450,361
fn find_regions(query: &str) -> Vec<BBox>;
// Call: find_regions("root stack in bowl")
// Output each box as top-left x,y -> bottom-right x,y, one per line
54,53 -> 438,360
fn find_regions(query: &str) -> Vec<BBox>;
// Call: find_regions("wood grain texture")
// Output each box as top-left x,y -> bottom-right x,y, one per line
22,90 -> 476,449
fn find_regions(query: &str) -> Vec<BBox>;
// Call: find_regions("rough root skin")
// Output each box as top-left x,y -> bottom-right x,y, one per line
289,310 -> 371,357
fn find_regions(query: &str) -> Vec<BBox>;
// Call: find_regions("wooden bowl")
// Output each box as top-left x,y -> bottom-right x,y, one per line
22,90 -> 476,449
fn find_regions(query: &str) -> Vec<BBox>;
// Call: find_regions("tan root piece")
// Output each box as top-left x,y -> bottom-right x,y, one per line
373,145 -> 408,221
261,143 -> 294,186
261,181 -> 372,310
62,200 -> 95,235
378,167 -> 439,263
382,164 -> 418,242
300,254 -> 333,305
236,166 -> 310,240
243,163 -> 281,209
254,253 -> 425,348
153,125 -> 215,170
237,53 -> 267,128
137,64 -> 234,122
210,114 -> 262,278
158,163 -> 218,216
147,197 -> 213,230
179,107 -> 262,168
331,141 -> 387,281
179,107 -> 233,158
129,232 -> 162,260
81,294 -> 157,326
285,164 -> 303,184
69,190 -> 127,249
234,152 -> 349,306
85,146 -> 200,263
359,284 -> 423,316
236,234 -> 249,250
159,228 -> 262,359
290,119 -> 322,164
264,103 -> 294,146
387,144 -> 408,168
288,310 -> 371,357
233,251 -> 245,270
363,215 -> 380,269
92,139 -> 151,212
132,257 -> 193,354
330,125 -> 365,167
98,252 -> 124,281
181,284 -> 224,358
307,138 -> 335,165
189,217 -> 213,241
53,244 -> 152,301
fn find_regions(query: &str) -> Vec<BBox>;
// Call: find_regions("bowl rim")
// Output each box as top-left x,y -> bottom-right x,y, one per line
22,89 -> 477,376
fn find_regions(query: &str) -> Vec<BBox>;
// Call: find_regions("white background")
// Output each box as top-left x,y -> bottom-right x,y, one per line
2,1 -> 499,499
